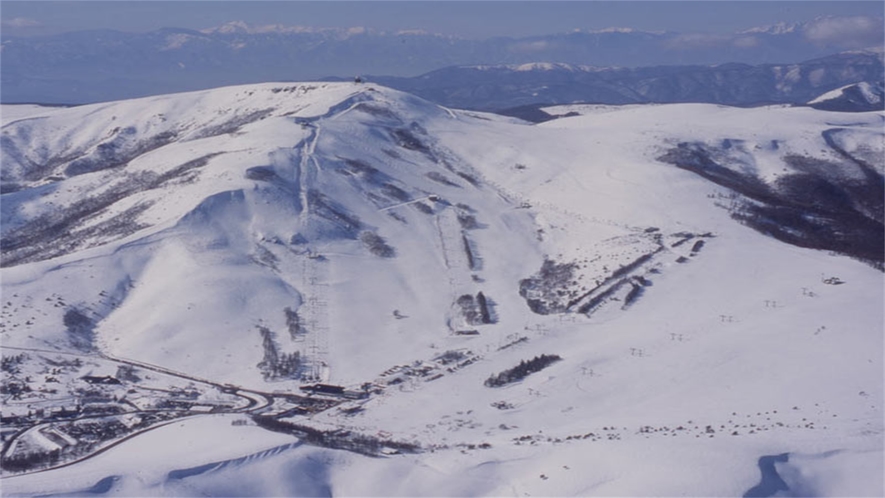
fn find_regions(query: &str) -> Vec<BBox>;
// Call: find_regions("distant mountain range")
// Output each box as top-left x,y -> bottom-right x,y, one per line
359,51 -> 884,113
1,17 -> 883,105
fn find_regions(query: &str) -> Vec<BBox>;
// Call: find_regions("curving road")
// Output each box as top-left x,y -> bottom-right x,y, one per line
0,345 -> 279,477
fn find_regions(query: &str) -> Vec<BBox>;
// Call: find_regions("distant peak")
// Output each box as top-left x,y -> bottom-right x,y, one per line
465,62 -> 600,72
199,21 -> 449,38
583,27 -> 663,35
201,21 -> 361,36
395,29 -> 429,36
514,62 -> 578,72
738,21 -> 799,35
202,20 -> 251,34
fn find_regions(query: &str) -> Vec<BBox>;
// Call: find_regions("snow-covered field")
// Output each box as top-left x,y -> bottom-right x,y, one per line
1,83 -> 882,496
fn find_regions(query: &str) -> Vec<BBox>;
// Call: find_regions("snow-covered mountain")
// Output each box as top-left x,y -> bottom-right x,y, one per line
2,16 -> 882,105
1,83 -> 882,496
809,81 -> 885,112
365,51 -> 884,111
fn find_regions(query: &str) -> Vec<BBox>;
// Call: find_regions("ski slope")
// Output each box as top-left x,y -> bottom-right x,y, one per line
1,83 -> 882,496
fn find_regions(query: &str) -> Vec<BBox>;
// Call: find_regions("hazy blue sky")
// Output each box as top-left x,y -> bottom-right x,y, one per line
2,1 -> 883,38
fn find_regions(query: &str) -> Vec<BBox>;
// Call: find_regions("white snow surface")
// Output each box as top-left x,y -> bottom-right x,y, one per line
0,104 -> 67,126
1,82 -> 882,496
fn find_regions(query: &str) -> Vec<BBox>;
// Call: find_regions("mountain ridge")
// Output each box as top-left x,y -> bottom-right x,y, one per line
359,51 -> 884,111
2,16 -> 882,105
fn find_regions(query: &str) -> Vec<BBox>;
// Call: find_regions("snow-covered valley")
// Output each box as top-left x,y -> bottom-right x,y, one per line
1,82 -> 882,496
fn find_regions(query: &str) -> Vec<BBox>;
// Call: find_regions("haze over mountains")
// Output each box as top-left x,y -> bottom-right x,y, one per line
363,51 -> 884,112
1,16 -> 883,107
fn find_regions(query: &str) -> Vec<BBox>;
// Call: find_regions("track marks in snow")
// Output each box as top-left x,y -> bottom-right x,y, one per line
436,208 -> 473,292
166,442 -> 303,481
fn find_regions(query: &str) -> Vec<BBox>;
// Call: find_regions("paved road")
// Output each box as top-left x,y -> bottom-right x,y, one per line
0,346 -> 280,476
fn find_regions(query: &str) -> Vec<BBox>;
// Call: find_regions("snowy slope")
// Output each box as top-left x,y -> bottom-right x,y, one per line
1,84 -> 882,496
808,81 -> 885,112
